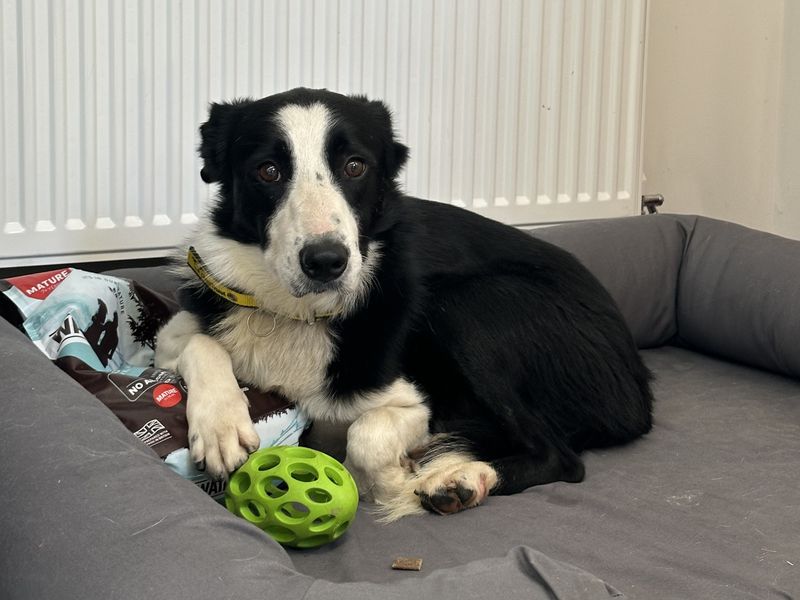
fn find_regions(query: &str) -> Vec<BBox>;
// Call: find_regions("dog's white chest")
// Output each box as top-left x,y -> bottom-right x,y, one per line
213,309 -> 335,401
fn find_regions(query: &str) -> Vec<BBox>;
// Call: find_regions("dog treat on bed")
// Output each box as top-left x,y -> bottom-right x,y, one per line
391,557 -> 423,571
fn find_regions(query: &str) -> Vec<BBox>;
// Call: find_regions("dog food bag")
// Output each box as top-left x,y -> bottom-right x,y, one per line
1,268 -> 309,500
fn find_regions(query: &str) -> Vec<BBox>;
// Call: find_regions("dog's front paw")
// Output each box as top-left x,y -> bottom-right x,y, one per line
416,461 -> 498,515
187,387 -> 260,479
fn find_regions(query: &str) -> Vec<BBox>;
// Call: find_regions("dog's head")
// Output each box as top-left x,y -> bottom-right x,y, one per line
197,88 -> 408,312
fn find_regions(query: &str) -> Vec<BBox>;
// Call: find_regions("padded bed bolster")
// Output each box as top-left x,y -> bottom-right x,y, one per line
676,216 -> 800,379
532,215 -> 686,348
106,266 -> 181,301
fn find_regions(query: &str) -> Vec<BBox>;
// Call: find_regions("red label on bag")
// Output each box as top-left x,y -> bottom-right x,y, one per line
8,268 -> 73,300
153,384 -> 182,408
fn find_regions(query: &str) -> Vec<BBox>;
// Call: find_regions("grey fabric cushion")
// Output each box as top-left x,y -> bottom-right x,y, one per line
304,547 -> 623,600
675,215 -> 800,379
293,347 -> 800,599
532,216 -> 685,348
108,266 -> 180,302
0,316 -> 619,600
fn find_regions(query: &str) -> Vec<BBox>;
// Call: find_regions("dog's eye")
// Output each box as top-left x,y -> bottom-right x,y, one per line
257,162 -> 281,183
344,158 -> 366,178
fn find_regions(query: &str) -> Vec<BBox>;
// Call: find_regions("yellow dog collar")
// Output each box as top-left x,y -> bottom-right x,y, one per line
187,246 -> 339,323
187,246 -> 259,308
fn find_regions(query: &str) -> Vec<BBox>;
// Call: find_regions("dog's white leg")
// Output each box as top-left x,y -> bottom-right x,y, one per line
344,379 -> 431,521
178,334 -> 261,477
156,312 -> 260,478
154,311 -> 200,371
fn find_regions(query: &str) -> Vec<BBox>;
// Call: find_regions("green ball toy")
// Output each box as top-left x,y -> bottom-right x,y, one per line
224,446 -> 358,548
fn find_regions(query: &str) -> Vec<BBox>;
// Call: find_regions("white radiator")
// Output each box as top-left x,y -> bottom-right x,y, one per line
0,0 -> 648,267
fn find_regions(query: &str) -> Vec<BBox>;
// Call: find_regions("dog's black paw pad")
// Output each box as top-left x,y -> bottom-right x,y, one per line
418,484 -> 475,515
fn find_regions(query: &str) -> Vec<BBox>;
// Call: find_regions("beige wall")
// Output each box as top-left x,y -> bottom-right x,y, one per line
776,0 -> 800,239
643,0 -> 799,239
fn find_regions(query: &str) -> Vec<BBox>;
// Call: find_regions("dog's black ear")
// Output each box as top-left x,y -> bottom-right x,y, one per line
357,97 -> 409,181
198,99 -> 252,184
387,139 -> 409,180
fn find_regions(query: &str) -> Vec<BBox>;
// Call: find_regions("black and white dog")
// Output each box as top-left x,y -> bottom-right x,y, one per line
156,88 -> 653,520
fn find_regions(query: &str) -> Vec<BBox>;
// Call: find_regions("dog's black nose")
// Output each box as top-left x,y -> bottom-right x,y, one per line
299,240 -> 349,283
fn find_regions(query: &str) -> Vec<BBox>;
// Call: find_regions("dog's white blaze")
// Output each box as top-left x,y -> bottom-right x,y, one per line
266,103 -> 363,298
276,102 -> 334,184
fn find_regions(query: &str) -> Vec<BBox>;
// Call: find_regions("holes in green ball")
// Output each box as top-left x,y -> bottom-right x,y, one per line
306,487 -> 332,504
289,463 -> 319,483
333,520 -> 350,539
282,447 -> 317,459
229,471 -> 251,495
309,514 -> 337,532
261,476 -> 289,499
240,500 -> 266,523
276,502 -> 310,524
254,453 -> 281,472
264,524 -> 295,544
324,467 -> 344,486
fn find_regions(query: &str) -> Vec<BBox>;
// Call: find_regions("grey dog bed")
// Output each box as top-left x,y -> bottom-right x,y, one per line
1,214 -> 798,599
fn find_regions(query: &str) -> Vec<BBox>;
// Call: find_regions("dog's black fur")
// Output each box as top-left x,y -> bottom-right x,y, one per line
182,88 -> 652,502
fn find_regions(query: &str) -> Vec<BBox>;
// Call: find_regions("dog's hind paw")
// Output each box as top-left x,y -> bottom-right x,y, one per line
414,461 -> 498,515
